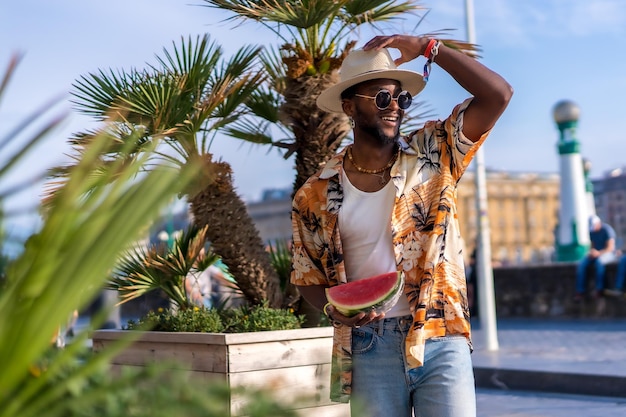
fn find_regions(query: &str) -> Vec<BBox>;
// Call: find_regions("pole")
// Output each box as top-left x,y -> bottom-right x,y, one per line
465,0 -> 499,350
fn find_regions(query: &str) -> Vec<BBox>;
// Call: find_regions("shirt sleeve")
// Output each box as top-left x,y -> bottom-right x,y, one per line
606,224 -> 617,241
444,97 -> 490,181
401,98 -> 491,182
290,188 -> 330,287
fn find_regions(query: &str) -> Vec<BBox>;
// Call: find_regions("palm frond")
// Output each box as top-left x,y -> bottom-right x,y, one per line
400,99 -> 434,134
267,240 -> 292,290
219,49 -> 291,146
224,121 -> 274,145
71,68 -> 141,119
342,0 -> 422,24
41,126 -> 159,209
202,0 -> 348,29
247,88 -> 283,124
155,34 -> 222,80
109,224 -> 218,310
54,33 -> 265,211
222,84 -> 286,144
259,48 -> 287,92
206,44 -> 265,123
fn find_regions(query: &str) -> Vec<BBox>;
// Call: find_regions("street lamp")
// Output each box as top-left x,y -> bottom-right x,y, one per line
465,0 -> 498,351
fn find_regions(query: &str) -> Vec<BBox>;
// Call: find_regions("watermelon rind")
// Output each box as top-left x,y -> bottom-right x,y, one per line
326,271 -> 404,317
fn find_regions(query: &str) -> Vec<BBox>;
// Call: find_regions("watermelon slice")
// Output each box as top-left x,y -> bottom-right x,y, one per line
325,271 -> 404,317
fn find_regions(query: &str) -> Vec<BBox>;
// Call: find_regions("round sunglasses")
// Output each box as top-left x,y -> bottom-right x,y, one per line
353,89 -> 412,110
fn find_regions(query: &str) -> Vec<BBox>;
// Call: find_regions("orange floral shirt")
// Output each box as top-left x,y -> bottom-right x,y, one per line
291,98 -> 487,402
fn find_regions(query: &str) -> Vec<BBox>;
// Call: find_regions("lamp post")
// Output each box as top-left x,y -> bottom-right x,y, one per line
465,0 -> 498,351
553,100 -> 590,261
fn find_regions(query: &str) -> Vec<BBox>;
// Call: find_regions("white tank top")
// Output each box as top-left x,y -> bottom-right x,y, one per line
339,170 -> 411,317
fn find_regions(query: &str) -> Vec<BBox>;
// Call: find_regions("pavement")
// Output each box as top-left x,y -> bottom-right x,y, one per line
475,388 -> 626,417
470,317 -> 626,398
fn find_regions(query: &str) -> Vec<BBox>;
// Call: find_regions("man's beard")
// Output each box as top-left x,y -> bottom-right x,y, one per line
352,103 -> 402,145
360,123 -> 400,145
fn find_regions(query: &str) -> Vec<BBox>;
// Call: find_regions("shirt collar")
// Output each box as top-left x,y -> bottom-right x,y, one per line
319,147 -> 348,180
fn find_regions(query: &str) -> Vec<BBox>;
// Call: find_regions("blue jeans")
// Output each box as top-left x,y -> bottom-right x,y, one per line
350,315 -> 476,417
615,256 -> 626,290
576,253 -> 615,293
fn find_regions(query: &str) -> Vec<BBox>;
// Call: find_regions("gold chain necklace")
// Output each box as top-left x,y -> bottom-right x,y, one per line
346,145 -> 399,185
346,145 -> 399,174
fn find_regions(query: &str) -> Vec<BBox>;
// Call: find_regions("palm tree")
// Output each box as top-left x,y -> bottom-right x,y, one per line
47,34 -> 284,308
201,0 -> 476,193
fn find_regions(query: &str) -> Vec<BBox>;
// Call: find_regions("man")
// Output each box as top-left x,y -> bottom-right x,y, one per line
290,34 -> 512,417
575,215 -> 616,301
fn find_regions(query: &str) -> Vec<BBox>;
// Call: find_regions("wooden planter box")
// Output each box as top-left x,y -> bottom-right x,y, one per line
92,327 -> 349,417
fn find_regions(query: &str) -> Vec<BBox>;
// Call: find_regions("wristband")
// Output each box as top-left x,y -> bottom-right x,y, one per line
422,39 -> 441,82
423,38 -> 437,60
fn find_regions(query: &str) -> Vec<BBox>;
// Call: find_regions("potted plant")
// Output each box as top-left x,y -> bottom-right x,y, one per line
37,31 -> 344,415
94,224 -> 346,417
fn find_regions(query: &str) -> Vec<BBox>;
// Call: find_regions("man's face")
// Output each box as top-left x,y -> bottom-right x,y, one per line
349,79 -> 405,145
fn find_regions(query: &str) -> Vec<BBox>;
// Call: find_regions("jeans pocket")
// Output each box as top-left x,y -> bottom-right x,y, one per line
351,327 -> 377,354
428,334 -> 469,344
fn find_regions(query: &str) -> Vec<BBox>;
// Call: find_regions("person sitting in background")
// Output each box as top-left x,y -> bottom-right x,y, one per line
574,215 -> 616,301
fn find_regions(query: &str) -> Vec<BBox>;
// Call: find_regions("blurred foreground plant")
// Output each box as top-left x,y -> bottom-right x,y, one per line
0,54 -> 298,417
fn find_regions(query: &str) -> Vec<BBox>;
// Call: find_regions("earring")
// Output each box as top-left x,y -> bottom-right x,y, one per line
349,117 -> 355,129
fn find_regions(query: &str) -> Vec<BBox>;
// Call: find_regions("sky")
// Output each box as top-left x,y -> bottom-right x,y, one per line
1,0 -> 625,237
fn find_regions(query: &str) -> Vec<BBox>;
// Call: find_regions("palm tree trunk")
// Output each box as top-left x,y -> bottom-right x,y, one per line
189,160 -> 283,308
281,73 -> 351,194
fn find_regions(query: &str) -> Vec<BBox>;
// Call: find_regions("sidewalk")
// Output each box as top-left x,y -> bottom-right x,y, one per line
471,318 -> 626,398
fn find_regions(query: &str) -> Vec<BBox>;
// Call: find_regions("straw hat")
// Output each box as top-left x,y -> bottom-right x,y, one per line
316,48 -> 425,114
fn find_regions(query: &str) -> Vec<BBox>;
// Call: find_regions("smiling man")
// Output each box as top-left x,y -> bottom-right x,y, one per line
290,34 -> 513,417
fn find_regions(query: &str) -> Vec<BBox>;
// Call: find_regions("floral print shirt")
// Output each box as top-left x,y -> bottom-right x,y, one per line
290,98 -> 487,403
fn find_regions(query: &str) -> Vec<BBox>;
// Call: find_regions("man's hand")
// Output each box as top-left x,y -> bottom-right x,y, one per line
362,35 -> 427,66
325,304 -> 384,328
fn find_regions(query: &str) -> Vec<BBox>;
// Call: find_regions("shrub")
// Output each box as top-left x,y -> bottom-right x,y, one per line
221,302 -> 304,333
125,306 -> 225,333
124,302 -> 303,333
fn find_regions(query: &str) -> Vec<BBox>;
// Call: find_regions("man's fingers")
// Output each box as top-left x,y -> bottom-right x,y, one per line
394,57 -> 407,66
364,35 -> 395,50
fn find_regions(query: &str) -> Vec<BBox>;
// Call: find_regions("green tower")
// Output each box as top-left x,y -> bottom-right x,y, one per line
553,100 -> 590,261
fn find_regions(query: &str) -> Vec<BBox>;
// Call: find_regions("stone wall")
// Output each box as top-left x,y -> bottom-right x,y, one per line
492,262 -> 626,318
112,263 -> 626,322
